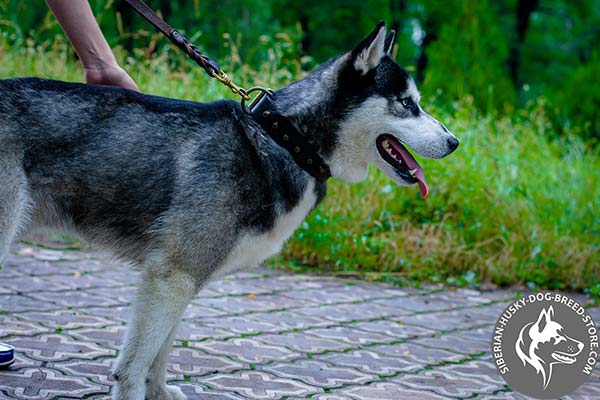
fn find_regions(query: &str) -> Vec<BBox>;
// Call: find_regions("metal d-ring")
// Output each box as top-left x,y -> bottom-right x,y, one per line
241,86 -> 274,114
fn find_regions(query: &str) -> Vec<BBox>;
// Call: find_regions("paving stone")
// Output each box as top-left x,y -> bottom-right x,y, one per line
3,333 -> 115,362
246,310 -> 331,330
414,327 -> 492,355
398,308 -> 492,331
307,325 -> 396,345
282,288 -> 363,304
167,347 -> 244,376
178,383 -> 247,399
0,294 -> 62,313
191,338 -> 301,364
0,258 -> 27,278
351,319 -> 435,339
203,294 -> 316,314
195,316 -> 280,335
316,282 -> 412,301
373,294 -> 466,312
68,325 -> 126,350
435,359 -> 502,384
53,357 -> 115,386
453,288 -> 514,303
0,317 -> 50,338
256,332 -> 349,353
202,370 -> 319,399
0,241 -> 595,399
184,302 -> 232,319
0,275 -> 71,293
17,309 -> 115,330
334,381 -> 448,400
0,367 -> 107,400
78,306 -> 131,323
316,349 -> 421,375
463,305 -> 511,325
296,301 -> 406,322
177,319 -> 233,341
262,359 -> 374,388
8,259 -> 105,278
288,395 -> 350,400
225,270 -> 274,280
334,302 -> 408,319
204,279 -> 285,296
248,278 -> 336,294
27,290 -> 125,308
371,342 -> 468,367
587,306 -> 600,325
89,270 -> 139,286
396,368 -> 502,398
475,393 -> 531,400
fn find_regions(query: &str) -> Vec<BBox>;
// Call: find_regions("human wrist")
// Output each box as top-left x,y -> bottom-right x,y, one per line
80,49 -> 119,71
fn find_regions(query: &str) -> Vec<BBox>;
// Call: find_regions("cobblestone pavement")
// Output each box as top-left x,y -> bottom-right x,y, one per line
0,241 -> 599,400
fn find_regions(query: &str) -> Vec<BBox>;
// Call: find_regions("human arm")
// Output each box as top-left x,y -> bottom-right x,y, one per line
46,0 -> 139,91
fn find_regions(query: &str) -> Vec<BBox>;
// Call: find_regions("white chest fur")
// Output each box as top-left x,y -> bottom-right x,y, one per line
216,180 -> 317,277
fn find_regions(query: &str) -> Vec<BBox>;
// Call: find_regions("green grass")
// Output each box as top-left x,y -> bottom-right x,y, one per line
279,104 -> 600,294
1,41 -> 598,299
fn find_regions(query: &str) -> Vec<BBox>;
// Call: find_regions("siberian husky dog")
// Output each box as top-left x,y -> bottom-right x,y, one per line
516,306 -> 584,389
0,22 -> 457,399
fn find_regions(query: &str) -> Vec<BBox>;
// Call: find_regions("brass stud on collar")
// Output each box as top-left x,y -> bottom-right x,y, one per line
307,158 -> 313,164
283,134 -> 289,141
294,146 -> 301,153
262,111 -> 270,117
272,122 -> 279,129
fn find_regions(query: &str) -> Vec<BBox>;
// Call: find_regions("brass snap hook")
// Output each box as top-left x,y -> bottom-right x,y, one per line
241,86 -> 274,114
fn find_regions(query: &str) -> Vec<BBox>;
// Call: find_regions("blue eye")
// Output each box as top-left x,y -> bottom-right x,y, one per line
401,98 -> 412,108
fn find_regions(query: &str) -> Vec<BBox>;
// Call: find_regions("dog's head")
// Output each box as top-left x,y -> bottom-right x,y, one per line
324,22 -> 458,197
515,306 -> 584,388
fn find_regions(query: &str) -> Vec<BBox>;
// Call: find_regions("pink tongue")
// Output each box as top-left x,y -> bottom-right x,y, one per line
389,139 -> 429,198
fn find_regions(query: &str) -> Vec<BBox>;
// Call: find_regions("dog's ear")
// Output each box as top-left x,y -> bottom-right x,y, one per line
534,307 -> 552,333
384,30 -> 396,55
351,21 -> 387,75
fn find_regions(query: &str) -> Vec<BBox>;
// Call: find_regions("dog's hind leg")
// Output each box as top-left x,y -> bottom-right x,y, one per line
0,148 -> 29,266
112,267 -> 196,400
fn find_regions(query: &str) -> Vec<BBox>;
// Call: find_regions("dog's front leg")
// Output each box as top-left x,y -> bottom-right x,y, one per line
112,268 -> 196,400
145,321 -> 186,399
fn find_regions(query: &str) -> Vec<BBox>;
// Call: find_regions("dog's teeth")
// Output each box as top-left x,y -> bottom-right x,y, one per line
409,168 -> 417,175
382,140 -> 389,148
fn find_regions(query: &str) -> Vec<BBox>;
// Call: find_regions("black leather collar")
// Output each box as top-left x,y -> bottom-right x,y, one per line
250,95 -> 331,182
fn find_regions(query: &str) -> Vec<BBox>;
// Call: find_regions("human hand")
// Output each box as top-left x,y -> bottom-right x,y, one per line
85,65 -> 140,92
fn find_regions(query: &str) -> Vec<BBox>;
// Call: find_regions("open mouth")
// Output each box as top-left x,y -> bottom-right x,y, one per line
552,352 -> 577,364
376,134 -> 429,198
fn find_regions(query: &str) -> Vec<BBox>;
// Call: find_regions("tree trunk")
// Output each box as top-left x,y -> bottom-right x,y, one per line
508,0 -> 539,87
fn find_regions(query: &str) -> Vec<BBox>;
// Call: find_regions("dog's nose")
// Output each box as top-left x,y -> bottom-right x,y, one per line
448,137 -> 459,152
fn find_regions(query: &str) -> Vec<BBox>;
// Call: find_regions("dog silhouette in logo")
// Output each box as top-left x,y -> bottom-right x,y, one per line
515,306 -> 584,389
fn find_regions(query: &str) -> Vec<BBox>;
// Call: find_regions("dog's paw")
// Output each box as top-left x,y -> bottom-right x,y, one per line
165,385 -> 187,400
146,384 -> 187,400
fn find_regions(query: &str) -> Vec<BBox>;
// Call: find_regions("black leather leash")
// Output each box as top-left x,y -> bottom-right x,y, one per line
124,0 -> 331,181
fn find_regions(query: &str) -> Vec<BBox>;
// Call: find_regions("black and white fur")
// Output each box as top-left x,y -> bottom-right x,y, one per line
0,23 -> 457,399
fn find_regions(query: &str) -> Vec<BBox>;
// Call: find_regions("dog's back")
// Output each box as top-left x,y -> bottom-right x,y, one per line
0,78 -> 315,267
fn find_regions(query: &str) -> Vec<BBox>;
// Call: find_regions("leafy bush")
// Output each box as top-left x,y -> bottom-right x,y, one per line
1,37 -> 598,300
279,99 -> 600,296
